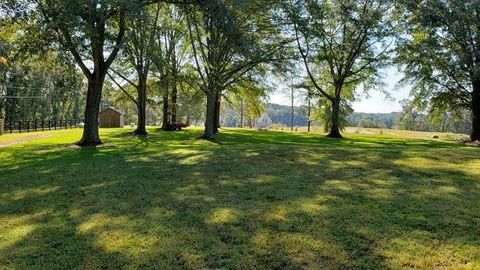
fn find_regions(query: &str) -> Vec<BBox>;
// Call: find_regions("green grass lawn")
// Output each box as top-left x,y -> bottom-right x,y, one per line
1,128 -> 479,269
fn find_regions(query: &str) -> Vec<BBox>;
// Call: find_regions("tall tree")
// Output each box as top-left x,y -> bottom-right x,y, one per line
186,0 -> 285,139
28,0 -> 134,145
288,0 -> 393,137
109,4 -> 161,135
151,5 -> 190,130
396,0 -> 480,141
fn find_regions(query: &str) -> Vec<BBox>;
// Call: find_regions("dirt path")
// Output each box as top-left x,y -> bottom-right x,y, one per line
0,133 -> 52,147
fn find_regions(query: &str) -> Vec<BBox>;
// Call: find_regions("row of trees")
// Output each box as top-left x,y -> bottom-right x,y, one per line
235,102 -> 471,134
0,20 -> 85,121
1,0 -> 479,145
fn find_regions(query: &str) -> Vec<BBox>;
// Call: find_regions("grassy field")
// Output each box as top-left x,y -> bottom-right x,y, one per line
294,126 -> 470,141
0,127 -> 479,269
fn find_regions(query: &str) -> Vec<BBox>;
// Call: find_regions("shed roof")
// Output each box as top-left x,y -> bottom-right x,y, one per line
100,107 -> 123,115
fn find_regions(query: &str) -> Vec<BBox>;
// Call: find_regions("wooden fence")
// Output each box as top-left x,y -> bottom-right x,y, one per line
2,119 -> 83,134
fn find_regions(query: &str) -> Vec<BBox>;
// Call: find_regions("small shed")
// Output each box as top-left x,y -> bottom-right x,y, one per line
99,107 -> 124,128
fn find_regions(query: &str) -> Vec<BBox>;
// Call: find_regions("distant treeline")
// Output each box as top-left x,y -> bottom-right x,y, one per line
222,103 -> 471,135
264,103 -> 400,129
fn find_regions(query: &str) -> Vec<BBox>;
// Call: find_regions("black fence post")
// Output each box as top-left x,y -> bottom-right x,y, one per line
19,120 -> 22,133
42,119 -> 45,131
54,120 -> 57,130
9,119 -> 12,134
34,120 -> 37,132
27,120 -> 30,133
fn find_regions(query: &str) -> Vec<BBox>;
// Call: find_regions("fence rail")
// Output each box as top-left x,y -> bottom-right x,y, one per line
3,119 -> 83,134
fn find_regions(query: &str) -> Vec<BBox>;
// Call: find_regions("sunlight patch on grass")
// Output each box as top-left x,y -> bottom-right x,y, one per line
297,199 -> 328,215
206,208 -> 238,224
385,237 -> 480,269
77,214 -> 106,234
147,207 -> 176,220
78,214 -> 159,259
174,184 -> 216,203
466,160 -> 480,177
434,185 -> 460,195
0,215 -> 37,250
174,150 -> 211,165
263,206 -> 288,222
364,187 -> 394,199
394,156 -> 459,172
218,179 -> 245,188
79,181 -> 119,192
279,233 -> 349,268
325,180 -> 353,191
251,175 -> 276,184
244,150 -> 260,157
1,186 -> 59,202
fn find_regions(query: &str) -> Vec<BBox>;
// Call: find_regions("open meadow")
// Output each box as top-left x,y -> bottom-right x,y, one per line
0,128 -> 479,269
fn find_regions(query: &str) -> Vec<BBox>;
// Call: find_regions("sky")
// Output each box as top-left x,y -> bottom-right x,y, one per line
268,67 -> 412,113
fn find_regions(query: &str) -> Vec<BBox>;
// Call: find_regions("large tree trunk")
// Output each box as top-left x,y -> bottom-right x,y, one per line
327,98 -> 342,138
202,91 -> 216,139
471,81 -> 480,141
135,75 -> 148,135
214,93 -> 221,134
78,74 -> 105,146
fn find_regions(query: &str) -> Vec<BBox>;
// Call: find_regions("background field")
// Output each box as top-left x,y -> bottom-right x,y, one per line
1,128 -> 479,269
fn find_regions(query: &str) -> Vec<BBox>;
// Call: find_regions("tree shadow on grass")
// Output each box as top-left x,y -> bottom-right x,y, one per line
0,129 -> 479,269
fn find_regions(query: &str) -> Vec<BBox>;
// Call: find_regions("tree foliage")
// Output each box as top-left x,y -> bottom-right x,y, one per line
287,0 -> 394,137
396,0 -> 480,141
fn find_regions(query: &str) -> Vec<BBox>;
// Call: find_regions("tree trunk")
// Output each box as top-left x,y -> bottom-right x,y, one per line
214,93 -> 221,133
135,75 -> 148,135
327,98 -> 342,138
162,91 -> 169,130
171,81 -> 178,124
471,81 -> 480,141
291,86 -> 294,131
307,95 -> 311,132
171,45 -> 178,125
202,92 -> 216,139
0,69 -> 5,119
78,75 -> 105,146
240,99 -> 244,128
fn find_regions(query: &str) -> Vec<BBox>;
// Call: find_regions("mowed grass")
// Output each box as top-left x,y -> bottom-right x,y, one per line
295,126 -> 469,141
0,128 -> 479,269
